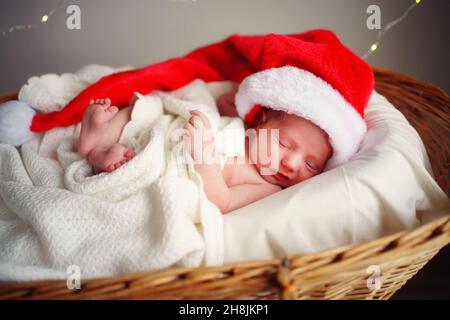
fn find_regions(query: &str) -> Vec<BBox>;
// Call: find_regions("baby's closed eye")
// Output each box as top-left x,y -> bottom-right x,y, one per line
279,140 -> 290,149
305,160 -> 319,171
278,138 -> 293,150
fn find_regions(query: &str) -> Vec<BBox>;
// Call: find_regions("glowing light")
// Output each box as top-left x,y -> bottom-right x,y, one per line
41,15 -> 49,22
363,0 -> 422,59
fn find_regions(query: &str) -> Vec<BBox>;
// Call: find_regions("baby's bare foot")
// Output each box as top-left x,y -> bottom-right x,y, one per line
78,98 -> 119,156
87,143 -> 136,173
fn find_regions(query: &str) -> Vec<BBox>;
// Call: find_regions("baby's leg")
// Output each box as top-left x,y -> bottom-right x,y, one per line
79,98 -> 135,173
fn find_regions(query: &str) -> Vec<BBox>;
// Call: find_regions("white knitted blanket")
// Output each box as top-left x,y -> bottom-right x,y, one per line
0,65 -> 244,281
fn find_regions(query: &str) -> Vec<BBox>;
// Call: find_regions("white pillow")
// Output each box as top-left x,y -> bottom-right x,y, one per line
223,90 -> 450,264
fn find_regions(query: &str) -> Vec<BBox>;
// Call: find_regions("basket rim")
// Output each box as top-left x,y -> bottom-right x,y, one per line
1,214 -> 447,288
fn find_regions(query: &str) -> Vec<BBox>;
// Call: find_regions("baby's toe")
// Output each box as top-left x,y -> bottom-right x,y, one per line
124,149 -> 136,159
106,164 -> 115,172
107,106 -> 118,114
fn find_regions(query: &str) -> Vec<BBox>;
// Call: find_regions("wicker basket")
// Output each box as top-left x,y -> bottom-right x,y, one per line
0,66 -> 448,300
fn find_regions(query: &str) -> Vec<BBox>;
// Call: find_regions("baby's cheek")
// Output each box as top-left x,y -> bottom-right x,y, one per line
296,170 -> 316,184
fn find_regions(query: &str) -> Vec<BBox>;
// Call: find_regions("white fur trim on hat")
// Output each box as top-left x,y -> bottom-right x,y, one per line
235,66 -> 367,170
0,100 -> 37,146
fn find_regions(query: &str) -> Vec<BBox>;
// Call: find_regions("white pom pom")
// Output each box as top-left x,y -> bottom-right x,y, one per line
0,100 -> 38,146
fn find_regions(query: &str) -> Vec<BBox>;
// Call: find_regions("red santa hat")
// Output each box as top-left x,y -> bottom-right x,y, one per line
0,29 -> 374,169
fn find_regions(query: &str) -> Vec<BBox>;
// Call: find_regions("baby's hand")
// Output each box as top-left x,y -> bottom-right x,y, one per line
183,110 -> 217,164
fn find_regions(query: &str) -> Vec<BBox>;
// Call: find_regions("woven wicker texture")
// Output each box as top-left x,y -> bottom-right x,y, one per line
0,66 -> 449,300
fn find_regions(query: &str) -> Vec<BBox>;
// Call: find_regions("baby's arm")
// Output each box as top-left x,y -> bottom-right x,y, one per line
224,183 -> 282,213
185,110 -> 280,213
193,161 -> 230,212
195,163 -> 281,214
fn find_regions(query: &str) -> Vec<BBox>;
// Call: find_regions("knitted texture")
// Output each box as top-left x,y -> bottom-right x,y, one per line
0,77 -> 245,280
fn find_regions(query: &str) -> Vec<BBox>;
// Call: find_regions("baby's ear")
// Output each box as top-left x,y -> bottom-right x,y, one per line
256,108 -> 269,127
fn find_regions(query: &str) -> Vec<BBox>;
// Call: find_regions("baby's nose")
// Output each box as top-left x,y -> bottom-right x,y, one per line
282,154 -> 302,173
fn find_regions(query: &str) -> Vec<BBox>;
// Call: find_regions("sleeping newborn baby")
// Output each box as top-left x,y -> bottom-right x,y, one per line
187,88 -> 333,213
78,86 -> 332,214
74,31 -> 374,215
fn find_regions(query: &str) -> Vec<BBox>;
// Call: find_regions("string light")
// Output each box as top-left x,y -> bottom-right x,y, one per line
363,0 -> 422,59
2,0 -> 423,60
1,0 -> 63,37
370,42 -> 378,52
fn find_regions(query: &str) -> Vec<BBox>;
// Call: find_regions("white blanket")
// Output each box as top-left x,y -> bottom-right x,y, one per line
0,66 -> 243,281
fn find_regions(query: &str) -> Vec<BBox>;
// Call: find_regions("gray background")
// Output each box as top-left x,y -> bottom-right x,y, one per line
0,0 -> 449,93
0,0 -> 449,299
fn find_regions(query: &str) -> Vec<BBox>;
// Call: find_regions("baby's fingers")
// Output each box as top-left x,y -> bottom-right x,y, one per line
188,115 -> 204,129
184,123 -> 199,140
189,110 -> 211,128
184,122 -> 194,133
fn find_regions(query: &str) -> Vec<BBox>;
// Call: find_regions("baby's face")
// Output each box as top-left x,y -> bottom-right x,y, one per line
250,111 -> 332,188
